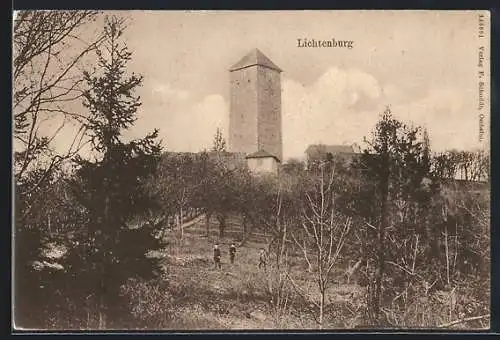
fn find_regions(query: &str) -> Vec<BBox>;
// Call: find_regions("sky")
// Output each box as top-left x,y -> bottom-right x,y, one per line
29,10 -> 491,161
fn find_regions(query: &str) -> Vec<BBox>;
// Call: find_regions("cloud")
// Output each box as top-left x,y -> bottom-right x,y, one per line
282,67 -> 383,160
392,87 -> 485,153
282,67 -> 487,160
111,76 -> 229,154
162,94 -> 229,152
152,83 -> 190,101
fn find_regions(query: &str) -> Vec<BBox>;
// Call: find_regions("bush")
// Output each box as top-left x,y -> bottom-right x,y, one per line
120,277 -> 174,329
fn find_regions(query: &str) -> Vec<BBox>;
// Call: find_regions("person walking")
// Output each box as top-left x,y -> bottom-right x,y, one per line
213,243 -> 222,269
229,243 -> 237,264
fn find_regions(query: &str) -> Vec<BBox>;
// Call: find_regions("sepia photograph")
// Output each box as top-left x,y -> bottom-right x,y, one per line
12,10 -> 491,331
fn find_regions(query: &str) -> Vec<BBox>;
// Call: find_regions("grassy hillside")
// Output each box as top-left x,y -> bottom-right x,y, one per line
142,213 -> 364,330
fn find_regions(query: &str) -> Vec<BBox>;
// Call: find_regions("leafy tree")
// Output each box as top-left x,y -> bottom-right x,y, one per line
66,16 -> 163,329
351,108 -> 491,328
354,106 -> 432,324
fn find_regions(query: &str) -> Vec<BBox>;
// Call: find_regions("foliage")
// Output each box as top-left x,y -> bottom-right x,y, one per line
352,106 -> 433,323
281,158 -> 305,175
431,149 -> 489,182
63,16 -> 163,328
212,127 -> 226,152
349,106 -> 489,328
120,277 -> 175,329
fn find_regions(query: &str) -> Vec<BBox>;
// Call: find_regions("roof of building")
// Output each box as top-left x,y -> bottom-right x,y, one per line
305,144 -> 356,155
229,48 -> 282,72
245,149 -> 281,162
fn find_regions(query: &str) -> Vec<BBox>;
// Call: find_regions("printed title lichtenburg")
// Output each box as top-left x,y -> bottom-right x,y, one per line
297,38 -> 354,49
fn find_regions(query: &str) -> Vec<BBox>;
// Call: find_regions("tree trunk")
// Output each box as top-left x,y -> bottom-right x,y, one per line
205,212 -> 211,238
217,214 -> 226,238
444,226 -> 450,286
374,155 -> 389,322
98,291 -> 106,329
180,207 -> 184,239
99,195 -> 109,330
241,213 -> 257,246
242,214 -> 248,240
319,285 -> 325,329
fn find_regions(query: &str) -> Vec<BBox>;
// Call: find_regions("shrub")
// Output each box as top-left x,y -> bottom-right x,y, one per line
120,277 -> 174,329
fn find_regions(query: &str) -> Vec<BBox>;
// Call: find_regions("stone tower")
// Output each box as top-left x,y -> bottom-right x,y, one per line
228,48 -> 283,162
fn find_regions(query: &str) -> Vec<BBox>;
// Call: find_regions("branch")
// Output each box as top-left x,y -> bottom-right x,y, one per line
305,193 -> 321,219
385,260 -> 424,281
437,314 -> 489,328
326,217 -> 351,275
365,221 -> 377,231
290,231 -> 313,272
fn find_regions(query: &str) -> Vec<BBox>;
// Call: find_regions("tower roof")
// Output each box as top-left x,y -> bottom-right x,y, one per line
229,48 -> 282,72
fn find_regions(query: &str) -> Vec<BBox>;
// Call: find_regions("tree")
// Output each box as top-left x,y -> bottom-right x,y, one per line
206,162 -> 250,239
67,16 -> 163,329
432,152 -> 455,180
211,127 -> 226,152
13,10 -> 103,199
469,149 -> 489,182
151,152 -> 203,239
355,106 -> 432,324
13,10 -> 104,329
282,158 -> 305,175
431,149 -> 489,182
256,176 -> 296,327
288,163 -> 352,329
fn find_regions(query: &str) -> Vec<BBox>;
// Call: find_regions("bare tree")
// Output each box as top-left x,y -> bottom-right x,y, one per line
468,150 -> 489,182
432,149 -> 489,182
289,163 -> 352,329
262,182 -> 294,327
13,10 -> 104,196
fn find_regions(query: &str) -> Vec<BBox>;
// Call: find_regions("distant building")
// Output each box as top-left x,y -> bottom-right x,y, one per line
207,151 -> 247,170
228,48 -> 283,167
245,150 -> 280,175
305,144 -> 358,170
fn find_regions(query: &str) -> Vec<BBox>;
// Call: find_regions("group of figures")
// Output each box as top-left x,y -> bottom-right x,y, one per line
212,243 -> 267,269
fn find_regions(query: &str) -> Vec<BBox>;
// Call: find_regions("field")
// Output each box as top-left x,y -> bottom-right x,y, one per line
141,213 -> 365,330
